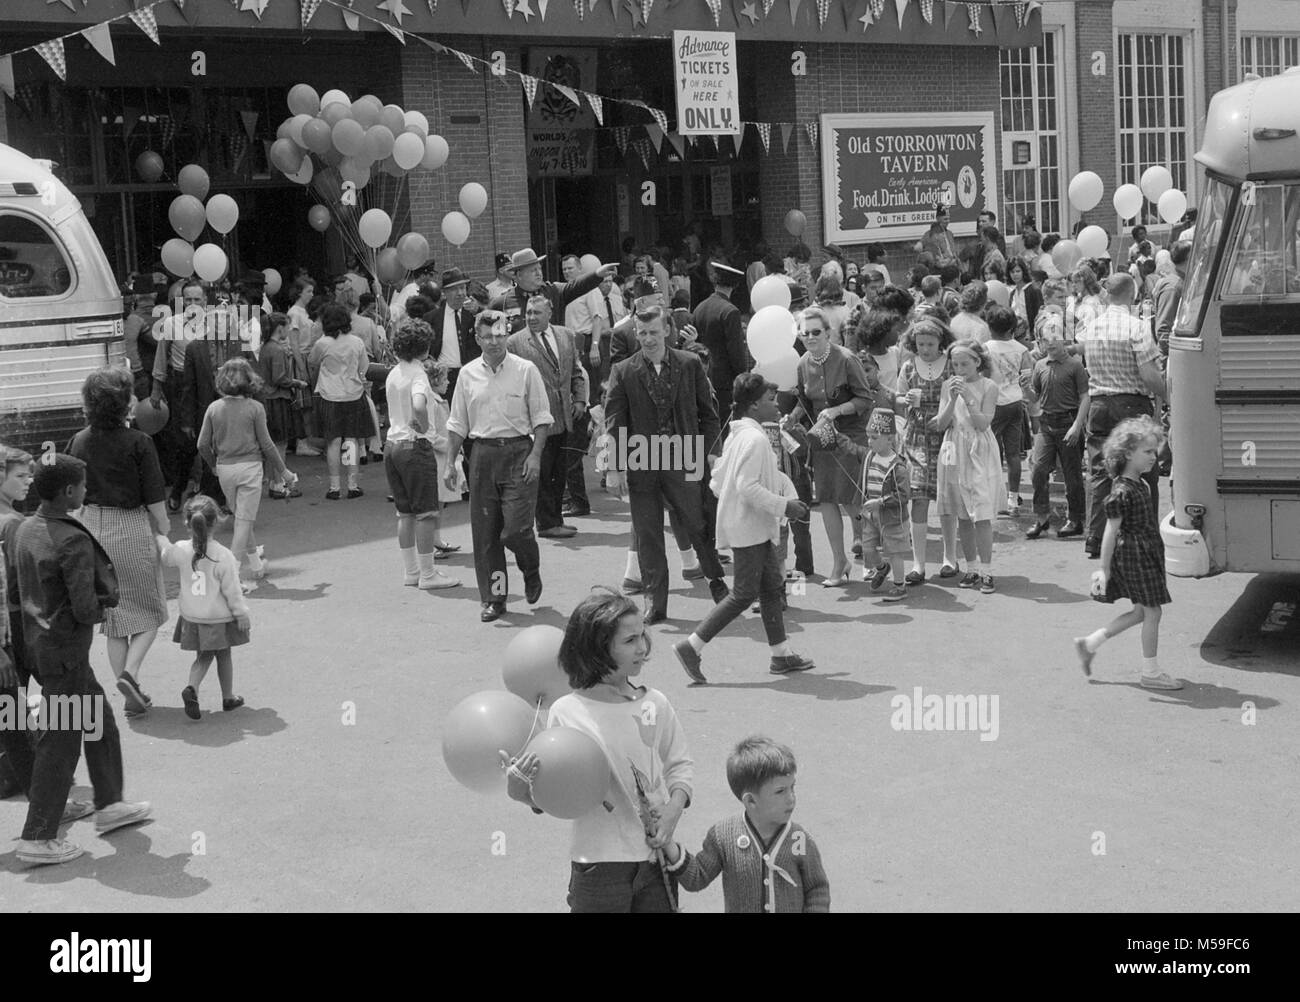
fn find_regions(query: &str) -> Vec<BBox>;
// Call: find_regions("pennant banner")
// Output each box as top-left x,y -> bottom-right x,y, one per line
35,38 -> 67,81
538,0 -> 551,18
705,0 -> 722,26
806,121 -> 818,147
302,0 -> 323,25
129,5 -> 162,46
521,74 -> 539,108
240,109 -> 259,141
642,0 -> 655,24
81,23 -> 116,66
666,131 -> 686,159
613,126 -> 630,157
553,83 -> 580,107
816,0 -> 830,27
789,0 -> 802,25
382,21 -> 407,42
868,0 -> 883,17
966,1 -> 981,35
632,138 -> 652,172
455,49 -> 478,72
646,123 -> 664,153
919,0 -> 933,24
756,121 -> 771,153
585,91 -> 604,125
895,0 -> 908,30
780,122 -> 793,154
574,0 -> 585,19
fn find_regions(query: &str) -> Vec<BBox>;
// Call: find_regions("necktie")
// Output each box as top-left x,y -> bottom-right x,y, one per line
539,330 -> 559,368
603,294 -> 616,327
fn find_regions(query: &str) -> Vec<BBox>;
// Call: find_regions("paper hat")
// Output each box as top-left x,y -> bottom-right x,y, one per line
866,407 -> 896,437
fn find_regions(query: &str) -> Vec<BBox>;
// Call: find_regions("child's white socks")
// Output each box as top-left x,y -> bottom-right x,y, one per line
400,546 -> 418,576
679,547 -> 699,572
770,641 -> 792,657
687,633 -> 705,653
1084,629 -> 1108,653
1141,656 -> 1160,676
624,551 -> 640,581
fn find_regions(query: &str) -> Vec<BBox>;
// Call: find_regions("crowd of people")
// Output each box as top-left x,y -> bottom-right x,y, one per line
0,205 -> 1191,877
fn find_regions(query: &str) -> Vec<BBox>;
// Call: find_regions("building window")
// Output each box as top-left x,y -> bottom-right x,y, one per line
1117,33 -> 1192,219
1240,34 -> 1300,78
999,31 -> 1063,236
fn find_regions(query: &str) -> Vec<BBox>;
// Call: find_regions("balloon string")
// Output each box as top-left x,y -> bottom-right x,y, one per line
524,697 -> 545,747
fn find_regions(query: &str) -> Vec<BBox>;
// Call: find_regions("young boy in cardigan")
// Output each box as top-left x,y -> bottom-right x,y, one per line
812,407 -> 912,601
664,736 -> 830,913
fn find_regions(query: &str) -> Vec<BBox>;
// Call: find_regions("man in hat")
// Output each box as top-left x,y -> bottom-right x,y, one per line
445,311 -> 554,623
484,252 -> 515,303
488,247 -> 617,335
506,296 -> 587,539
691,259 -> 750,430
429,266 -> 479,402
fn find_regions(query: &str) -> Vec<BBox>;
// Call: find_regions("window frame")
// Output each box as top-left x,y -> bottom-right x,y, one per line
998,28 -> 1066,237
1240,34 -> 1300,80
1216,182 -> 1300,304
0,208 -> 78,305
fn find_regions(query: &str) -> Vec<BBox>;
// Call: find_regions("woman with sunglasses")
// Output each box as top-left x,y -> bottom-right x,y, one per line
787,307 -> 874,586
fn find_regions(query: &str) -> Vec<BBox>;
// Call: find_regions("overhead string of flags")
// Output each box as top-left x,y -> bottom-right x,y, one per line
1,0 -> 1041,159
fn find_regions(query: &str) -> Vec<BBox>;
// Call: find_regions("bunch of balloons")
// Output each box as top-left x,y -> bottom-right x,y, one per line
747,303 -> 800,392
440,625 -> 609,819
161,163 -> 241,282
1067,166 -> 1189,227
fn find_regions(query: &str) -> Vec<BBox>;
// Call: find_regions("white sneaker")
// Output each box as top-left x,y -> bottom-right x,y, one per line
1140,672 -> 1183,691
418,571 -> 461,591
95,800 -> 152,835
61,799 -> 94,824
295,444 -> 323,457
1005,493 -> 1020,515
403,573 -> 420,587
17,838 -> 84,865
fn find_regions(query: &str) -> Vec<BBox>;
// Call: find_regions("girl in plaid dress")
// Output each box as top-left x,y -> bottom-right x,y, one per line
1073,416 -> 1182,690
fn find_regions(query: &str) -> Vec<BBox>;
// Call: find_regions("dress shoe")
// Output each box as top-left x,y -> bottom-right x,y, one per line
480,603 -> 507,622
643,608 -> 668,626
1084,537 -> 1101,559
708,578 -> 730,603
681,566 -> 705,581
769,653 -> 816,675
1056,521 -> 1084,539
1025,519 -> 1051,540
673,639 -> 707,684
525,572 -> 543,605
538,525 -> 577,539
562,506 -> 591,518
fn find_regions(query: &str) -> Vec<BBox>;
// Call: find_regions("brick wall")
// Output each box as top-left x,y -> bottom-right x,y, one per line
1202,0 -> 1239,99
400,38 -> 530,285
1074,0 -> 1115,231
755,40 -> 1001,284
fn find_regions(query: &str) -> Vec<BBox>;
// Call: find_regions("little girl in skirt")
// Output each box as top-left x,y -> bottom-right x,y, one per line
156,494 -> 251,719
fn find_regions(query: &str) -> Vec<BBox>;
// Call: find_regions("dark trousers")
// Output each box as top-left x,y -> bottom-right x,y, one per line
1085,394 -> 1159,542
21,656 -> 124,841
468,438 -> 541,604
696,540 -> 786,646
0,614 -> 35,796
629,470 -> 725,616
784,461 -> 814,576
563,411 -> 591,512
1032,412 -> 1086,523
535,431 -> 568,532
567,860 -> 676,913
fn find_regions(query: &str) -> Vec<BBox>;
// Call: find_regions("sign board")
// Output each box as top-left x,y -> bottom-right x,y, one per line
820,112 -> 997,244
710,167 -> 733,217
672,30 -> 741,136
527,48 -> 597,177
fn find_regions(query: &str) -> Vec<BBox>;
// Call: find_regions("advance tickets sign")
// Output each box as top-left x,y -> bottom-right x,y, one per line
820,112 -> 997,244
672,30 -> 741,136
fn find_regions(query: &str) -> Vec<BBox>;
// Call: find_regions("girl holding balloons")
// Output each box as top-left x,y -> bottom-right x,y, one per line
504,589 -> 693,913
307,304 -> 370,500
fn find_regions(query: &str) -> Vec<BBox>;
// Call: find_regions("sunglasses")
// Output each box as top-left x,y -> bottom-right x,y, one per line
797,327 -> 826,338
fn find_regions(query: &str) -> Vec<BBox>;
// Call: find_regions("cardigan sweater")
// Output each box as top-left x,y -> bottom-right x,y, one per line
709,417 -> 796,550
667,813 -> 830,913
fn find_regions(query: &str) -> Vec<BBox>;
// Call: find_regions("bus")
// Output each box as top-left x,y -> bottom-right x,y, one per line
0,143 -> 124,457
1165,69 -> 1300,576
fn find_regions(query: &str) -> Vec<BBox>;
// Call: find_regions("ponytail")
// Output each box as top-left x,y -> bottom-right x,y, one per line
184,494 -> 220,573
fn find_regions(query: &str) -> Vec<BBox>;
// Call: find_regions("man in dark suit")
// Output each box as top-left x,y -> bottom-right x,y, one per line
605,306 -> 728,624
506,295 -> 588,538
429,267 -> 479,403
691,260 -> 751,430
488,247 -> 618,334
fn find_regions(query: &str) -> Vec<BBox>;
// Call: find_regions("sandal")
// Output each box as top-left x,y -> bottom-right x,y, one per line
821,572 -> 850,588
432,542 -> 461,555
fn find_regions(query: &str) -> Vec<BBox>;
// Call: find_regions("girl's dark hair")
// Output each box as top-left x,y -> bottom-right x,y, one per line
867,242 -> 886,263
902,316 -> 956,354
982,260 -> 1006,283
875,285 -> 914,317
289,277 -> 314,301
263,311 -> 289,341
788,242 -> 811,262
949,337 -> 992,377
467,281 -> 491,306
320,303 -> 352,337
392,318 -> 433,361
404,295 -> 435,321
82,365 -> 133,430
185,493 -> 221,572
856,308 -> 906,352
1070,266 -> 1102,296
1006,257 -> 1030,284
1024,230 -> 1042,251
908,264 -> 929,289
558,588 -> 647,689
1041,234 -> 1061,253
731,371 -> 777,418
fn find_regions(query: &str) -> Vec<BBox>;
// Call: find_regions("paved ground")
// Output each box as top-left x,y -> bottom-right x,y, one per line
3,455 -> 1298,912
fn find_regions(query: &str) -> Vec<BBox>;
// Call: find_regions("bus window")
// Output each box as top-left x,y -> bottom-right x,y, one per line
1219,183 -> 1300,300
0,212 -> 74,299
1173,178 -> 1231,336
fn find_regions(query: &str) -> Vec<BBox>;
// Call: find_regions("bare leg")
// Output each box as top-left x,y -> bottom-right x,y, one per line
957,518 -> 977,563
106,636 -> 128,680
345,439 -> 360,490
1139,604 -> 1161,658
215,649 -> 235,701
397,513 -> 415,549
910,498 -> 929,573
821,505 -> 848,580
975,520 -> 994,565
1104,605 -> 1146,639
123,629 -> 158,682
231,518 -> 252,573
189,651 -> 216,691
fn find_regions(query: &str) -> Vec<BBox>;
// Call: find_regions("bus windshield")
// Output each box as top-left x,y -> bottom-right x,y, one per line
1173,178 -> 1232,336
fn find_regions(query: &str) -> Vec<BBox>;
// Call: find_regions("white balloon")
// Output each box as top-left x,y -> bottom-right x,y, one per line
1157,188 -> 1188,225
1076,225 -> 1110,259
287,156 -> 314,185
751,275 -> 792,312
756,348 -> 800,392
579,254 -> 602,274
746,305 -> 796,365
404,110 -> 429,137
985,279 -> 1010,307
1068,171 -> 1104,212
320,89 -> 351,110
1113,183 -> 1144,220
287,113 -> 313,147
193,243 -> 228,283
1140,165 -> 1173,202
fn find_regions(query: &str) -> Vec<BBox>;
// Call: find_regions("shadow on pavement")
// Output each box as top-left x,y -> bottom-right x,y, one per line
986,575 -> 1089,605
1086,677 -> 1281,711
1198,574 -> 1300,675
126,705 -> 287,746
6,826 -> 211,898
703,672 -> 891,701
246,580 -> 332,602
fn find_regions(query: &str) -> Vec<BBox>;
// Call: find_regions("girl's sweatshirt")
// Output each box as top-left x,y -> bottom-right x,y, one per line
157,537 -> 249,624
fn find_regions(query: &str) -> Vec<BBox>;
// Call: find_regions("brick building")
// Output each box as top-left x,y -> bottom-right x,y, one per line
0,1 -> 1289,288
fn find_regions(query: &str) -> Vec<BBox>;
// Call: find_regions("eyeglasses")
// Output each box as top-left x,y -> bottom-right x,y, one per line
797,328 -> 826,339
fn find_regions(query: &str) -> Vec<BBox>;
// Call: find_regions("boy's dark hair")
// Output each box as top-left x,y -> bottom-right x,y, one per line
359,292 -> 376,311
938,262 -> 961,285
867,242 -> 886,263
32,454 -> 86,501
920,275 -> 942,298
306,293 -> 331,321
1041,234 -> 1061,254
558,588 -> 648,689
320,303 -> 352,337
726,736 -> 797,800
81,366 -> 134,430
907,264 -> 929,289
2,446 -> 34,475
392,318 -> 433,361
670,288 -> 691,310
875,285 -> 914,317
731,372 -> 777,418
985,304 -> 1017,338
857,308 -> 906,352
404,295 -> 435,321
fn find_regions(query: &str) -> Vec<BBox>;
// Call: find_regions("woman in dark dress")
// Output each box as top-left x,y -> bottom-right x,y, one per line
69,366 -> 170,716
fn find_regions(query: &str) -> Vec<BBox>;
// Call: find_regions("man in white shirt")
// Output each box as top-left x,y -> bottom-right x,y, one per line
445,311 -> 554,622
579,272 -> 629,386
429,267 -> 478,402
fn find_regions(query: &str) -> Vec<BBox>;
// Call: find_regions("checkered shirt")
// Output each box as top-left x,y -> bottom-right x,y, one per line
1077,306 -> 1161,397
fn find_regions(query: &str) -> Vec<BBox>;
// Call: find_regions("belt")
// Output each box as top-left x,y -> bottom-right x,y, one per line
386,439 -> 431,449
470,436 -> 530,446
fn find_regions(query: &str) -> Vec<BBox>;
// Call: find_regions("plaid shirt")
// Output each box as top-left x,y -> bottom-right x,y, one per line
1077,305 -> 1161,397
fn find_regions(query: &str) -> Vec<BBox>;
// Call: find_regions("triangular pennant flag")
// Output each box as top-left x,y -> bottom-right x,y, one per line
987,0 -> 1003,32
574,0 -> 585,19
382,21 -> 407,42
428,0 -> 439,14
815,0 -> 830,27
919,0 -> 933,24
756,121 -> 771,153
666,131 -> 686,159
779,122 -> 793,153
966,2 -> 981,35
553,83 -> 579,107
343,8 -> 361,28
632,138 -> 652,172
521,74 -> 539,108
789,0 -> 802,24
868,0 -> 883,16
1012,2 -> 1027,29
642,0 -> 655,23
241,0 -> 272,19
538,0 -> 550,18
123,106 -> 143,137
454,49 -> 478,72
0,57 -> 13,100
705,0 -> 721,25
613,126 -> 630,157
806,122 -> 818,147
1027,1 -> 1041,19
646,123 -> 664,153
585,91 -> 603,125
35,39 -> 67,82
81,23 -> 116,66
129,5 -> 162,45
894,0 -> 908,30
943,0 -> 958,29
240,110 -> 259,141
176,0 -> 202,24
762,0 -> 775,13
302,0 -> 323,25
